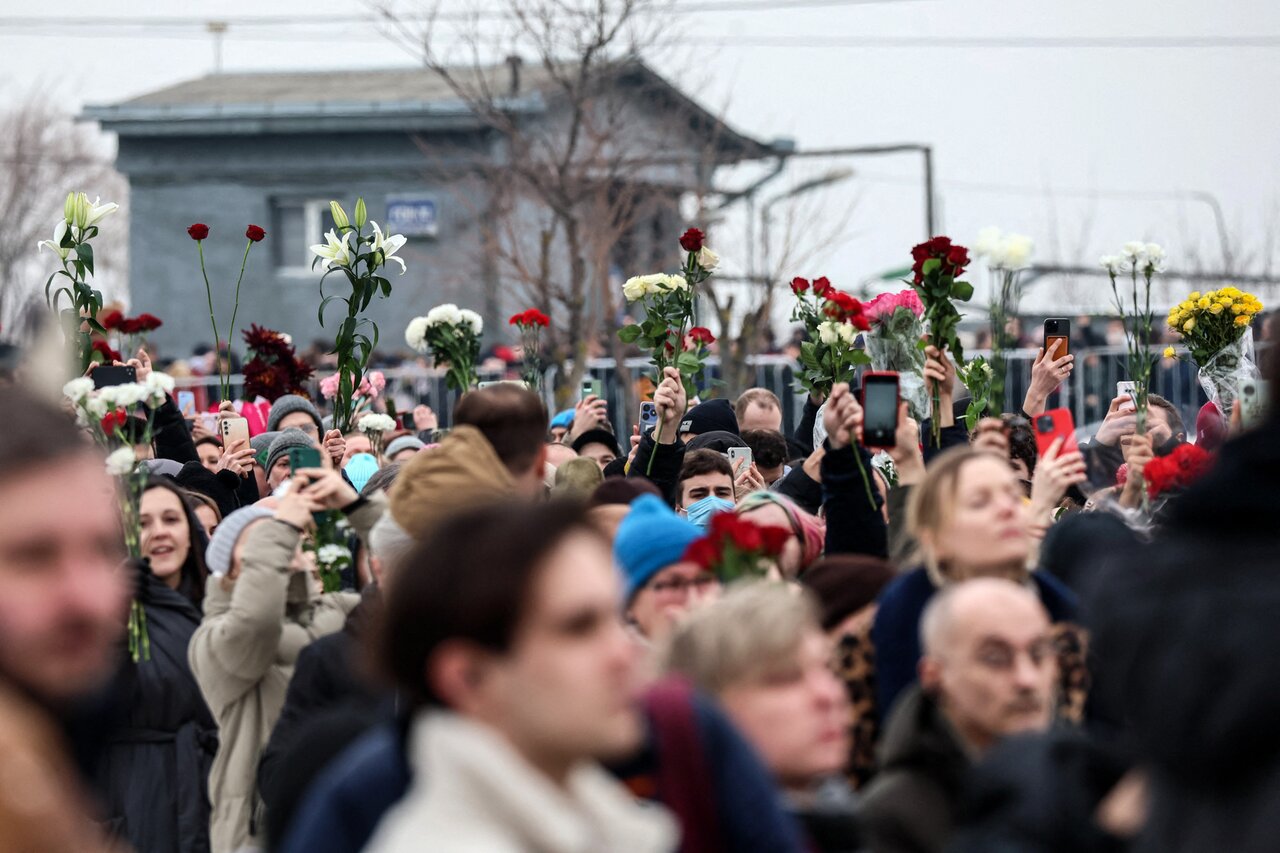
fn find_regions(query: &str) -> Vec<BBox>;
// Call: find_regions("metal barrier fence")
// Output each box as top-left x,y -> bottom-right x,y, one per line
173,345 -> 1261,440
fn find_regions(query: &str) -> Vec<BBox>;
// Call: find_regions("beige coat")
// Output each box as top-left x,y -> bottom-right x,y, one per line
366,711 -> 678,853
189,517 -> 359,853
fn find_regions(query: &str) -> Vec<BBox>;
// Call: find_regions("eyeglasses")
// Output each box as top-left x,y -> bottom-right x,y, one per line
650,575 -> 718,597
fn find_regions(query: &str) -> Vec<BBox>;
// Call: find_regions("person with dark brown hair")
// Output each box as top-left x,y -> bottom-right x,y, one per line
0,385 -> 131,853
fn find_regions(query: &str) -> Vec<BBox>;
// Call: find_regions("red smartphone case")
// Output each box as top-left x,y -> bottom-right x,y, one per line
1032,408 -> 1078,458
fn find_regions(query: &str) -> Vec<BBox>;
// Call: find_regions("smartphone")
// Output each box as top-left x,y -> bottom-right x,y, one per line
1033,408 -> 1078,458
639,401 -> 658,433
580,378 -> 602,401
288,445 -> 323,474
1239,378 -> 1270,430
219,416 -> 250,449
728,446 -> 753,474
92,365 -> 137,388
1116,381 -> 1137,409
1044,318 -> 1070,359
177,390 -> 196,417
861,371 -> 901,449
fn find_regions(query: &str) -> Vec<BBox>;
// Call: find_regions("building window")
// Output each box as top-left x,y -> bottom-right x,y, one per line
271,199 -> 338,273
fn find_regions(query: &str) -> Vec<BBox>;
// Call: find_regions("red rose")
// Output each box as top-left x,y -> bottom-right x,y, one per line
688,327 -> 716,346
758,525 -> 792,556
851,311 -> 871,333
682,537 -> 720,571
910,242 -> 933,262
134,313 -> 163,332
926,236 -> 953,255
708,511 -> 739,543
100,410 -> 129,435
187,223 -> 209,240
791,277 -> 810,295
727,517 -> 764,553
245,224 -> 266,242
812,276 -> 833,297
946,245 -> 970,272
100,309 -> 124,331
679,228 -> 705,253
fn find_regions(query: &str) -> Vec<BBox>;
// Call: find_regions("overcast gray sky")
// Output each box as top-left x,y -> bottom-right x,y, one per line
3,0 -> 1278,313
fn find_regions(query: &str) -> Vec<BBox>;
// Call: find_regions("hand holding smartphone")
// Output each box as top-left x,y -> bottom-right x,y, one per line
861,372 -> 901,449
92,365 -> 137,389
219,416 -> 250,449
1033,408 -> 1079,458
1044,318 -> 1070,358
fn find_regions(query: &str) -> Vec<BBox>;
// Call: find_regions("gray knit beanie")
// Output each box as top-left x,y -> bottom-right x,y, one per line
205,505 -> 275,576
385,434 -> 426,459
268,394 -> 322,433
265,428 -> 318,479
250,431 -> 280,467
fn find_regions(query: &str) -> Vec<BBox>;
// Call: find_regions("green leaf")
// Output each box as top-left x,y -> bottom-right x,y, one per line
951,280 -> 974,301
78,243 -> 94,278
675,351 -> 702,373
851,350 -> 872,366
318,294 -> 342,327
922,258 -> 941,277
618,324 -> 643,344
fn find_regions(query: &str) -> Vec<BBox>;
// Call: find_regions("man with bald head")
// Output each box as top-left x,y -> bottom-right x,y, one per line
860,578 -> 1058,853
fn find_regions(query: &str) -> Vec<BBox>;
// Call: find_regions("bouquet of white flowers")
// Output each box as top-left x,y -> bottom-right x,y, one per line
406,304 -> 484,394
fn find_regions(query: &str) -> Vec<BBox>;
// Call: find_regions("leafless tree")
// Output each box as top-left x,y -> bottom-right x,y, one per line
0,88 -> 126,342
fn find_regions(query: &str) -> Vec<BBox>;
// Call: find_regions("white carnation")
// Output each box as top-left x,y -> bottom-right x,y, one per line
998,234 -> 1034,271
105,447 -> 137,476
316,544 -> 353,567
405,316 -> 430,352
973,226 -> 1003,259
425,303 -> 463,329
99,383 -> 149,409
145,371 -> 175,402
1144,243 -> 1167,273
1099,255 -> 1122,275
817,321 -> 840,346
1121,241 -> 1148,262
358,413 -> 397,434
63,377 -> 94,403
458,309 -> 484,335
85,396 -> 109,419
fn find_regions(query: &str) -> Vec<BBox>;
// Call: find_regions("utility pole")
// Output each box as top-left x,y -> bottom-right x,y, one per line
207,21 -> 228,74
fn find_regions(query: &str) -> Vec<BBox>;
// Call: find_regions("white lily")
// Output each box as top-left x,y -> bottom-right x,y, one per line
310,229 -> 354,269
69,193 -> 118,229
37,220 -> 74,261
83,195 -> 119,228
370,222 -> 407,275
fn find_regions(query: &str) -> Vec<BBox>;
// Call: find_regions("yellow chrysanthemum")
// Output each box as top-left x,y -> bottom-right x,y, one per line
1197,297 -> 1212,310
1180,300 -> 1194,312
1209,302 -> 1224,315
1232,304 -> 1245,315
1189,291 -> 1201,301
1183,318 -> 1196,332
1219,297 -> 1234,307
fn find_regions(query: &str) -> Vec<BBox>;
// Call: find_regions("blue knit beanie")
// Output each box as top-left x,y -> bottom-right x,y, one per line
613,494 -> 703,603
344,452 -> 380,494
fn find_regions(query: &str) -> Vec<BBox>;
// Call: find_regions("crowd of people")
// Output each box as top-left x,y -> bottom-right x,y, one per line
1,324 -> 1278,853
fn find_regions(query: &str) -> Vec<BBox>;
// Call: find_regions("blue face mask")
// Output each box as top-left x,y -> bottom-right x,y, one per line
684,496 -> 736,529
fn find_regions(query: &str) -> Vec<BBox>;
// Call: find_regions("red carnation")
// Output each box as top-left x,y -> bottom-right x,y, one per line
790,277 -> 810,295
100,309 -> 124,331
245,224 -> 266,242
91,339 -> 121,363
100,410 -> 129,435
812,276 -> 833,297
682,537 -> 720,571
187,223 -> 209,240
117,317 -> 142,335
679,228 -> 705,253
508,312 -> 524,326
134,313 -> 163,332
531,309 -> 550,327
688,327 -> 716,346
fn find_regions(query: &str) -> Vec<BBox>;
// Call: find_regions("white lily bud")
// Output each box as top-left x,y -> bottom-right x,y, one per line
330,201 -> 350,230
354,198 -> 367,229
64,192 -> 78,225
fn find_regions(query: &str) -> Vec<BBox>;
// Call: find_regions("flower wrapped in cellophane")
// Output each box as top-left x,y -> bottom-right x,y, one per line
1164,286 -> 1264,415
863,289 -> 927,420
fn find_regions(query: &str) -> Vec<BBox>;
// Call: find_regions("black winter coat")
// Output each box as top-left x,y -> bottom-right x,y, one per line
96,573 -> 216,853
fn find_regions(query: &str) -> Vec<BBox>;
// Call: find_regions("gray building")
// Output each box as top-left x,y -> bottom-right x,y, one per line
83,60 -> 771,358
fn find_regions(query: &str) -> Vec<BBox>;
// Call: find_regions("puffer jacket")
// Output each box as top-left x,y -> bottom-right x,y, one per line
189,518 -> 358,853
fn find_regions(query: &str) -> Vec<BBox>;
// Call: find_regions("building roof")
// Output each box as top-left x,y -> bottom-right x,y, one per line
82,58 -> 774,162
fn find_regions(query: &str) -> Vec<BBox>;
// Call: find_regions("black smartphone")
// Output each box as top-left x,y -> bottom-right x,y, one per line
861,372 -> 901,449
287,445 -> 323,474
92,365 -> 137,389
1044,318 -> 1070,358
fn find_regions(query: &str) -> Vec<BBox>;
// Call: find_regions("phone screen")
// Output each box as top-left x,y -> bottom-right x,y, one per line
862,375 -> 900,447
177,390 -> 196,417
92,365 -> 137,389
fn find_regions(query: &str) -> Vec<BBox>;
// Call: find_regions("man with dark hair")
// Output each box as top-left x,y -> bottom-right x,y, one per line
741,428 -> 791,487
0,386 -> 130,851
359,502 -> 675,852
452,383 -> 549,492
1084,392 -> 1187,487
677,449 -> 735,511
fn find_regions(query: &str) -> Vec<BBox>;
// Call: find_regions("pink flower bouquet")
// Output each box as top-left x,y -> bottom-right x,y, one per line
320,369 -> 385,401
864,289 -> 928,419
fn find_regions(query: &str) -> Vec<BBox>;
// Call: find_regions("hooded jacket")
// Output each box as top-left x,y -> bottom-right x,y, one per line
389,425 -> 515,539
858,685 -> 971,853
365,710 -> 678,853
189,518 -> 358,853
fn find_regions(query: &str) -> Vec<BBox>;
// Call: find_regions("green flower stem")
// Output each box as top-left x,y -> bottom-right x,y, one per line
852,445 -> 877,509
224,239 -> 253,394
196,240 -> 226,399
